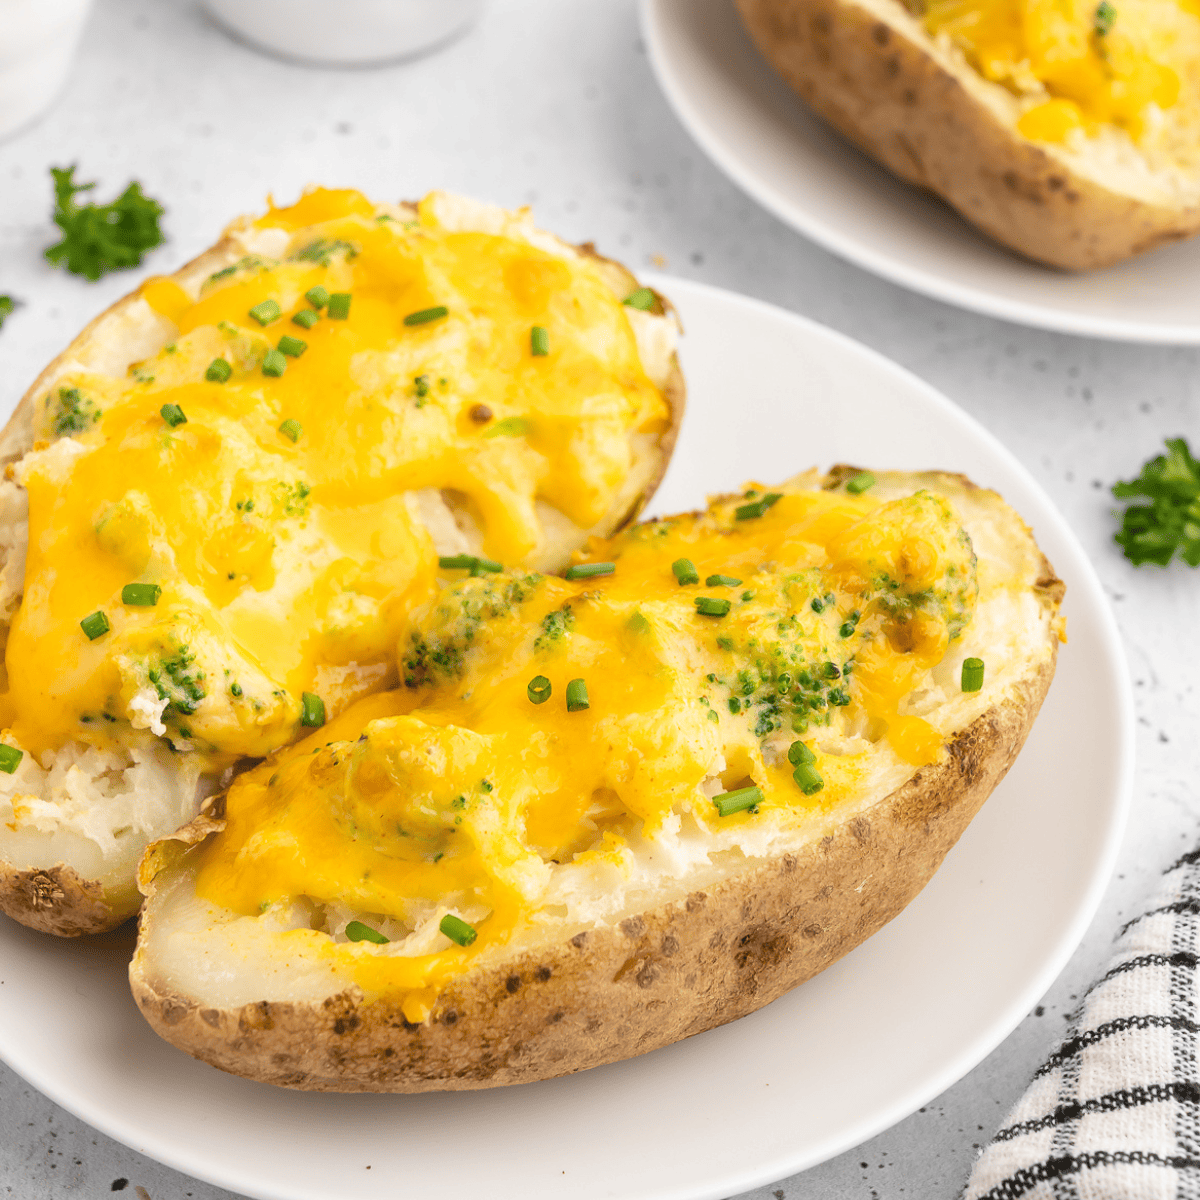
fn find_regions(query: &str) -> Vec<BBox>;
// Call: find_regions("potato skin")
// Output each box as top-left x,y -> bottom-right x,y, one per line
130,632 -> 1059,1092
0,206 -> 684,939
0,862 -> 122,938
736,0 -> 1200,270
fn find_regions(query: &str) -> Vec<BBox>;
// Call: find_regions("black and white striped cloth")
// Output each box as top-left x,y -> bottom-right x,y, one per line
964,845 -> 1200,1200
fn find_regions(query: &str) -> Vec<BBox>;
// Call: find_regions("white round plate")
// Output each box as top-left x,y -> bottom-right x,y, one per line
0,279 -> 1131,1200
642,0 -> 1200,344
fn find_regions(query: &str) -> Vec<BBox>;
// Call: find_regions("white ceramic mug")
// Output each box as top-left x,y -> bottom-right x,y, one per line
202,0 -> 485,67
0,0 -> 94,140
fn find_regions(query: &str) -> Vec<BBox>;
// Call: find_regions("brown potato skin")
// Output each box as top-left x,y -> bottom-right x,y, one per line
0,863 -> 118,937
0,210 -> 684,939
129,532 -> 1062,1092
736,0 -> 1200,270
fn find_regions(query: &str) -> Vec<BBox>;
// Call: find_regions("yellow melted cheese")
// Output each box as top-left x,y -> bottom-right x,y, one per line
191,481 -> 978,1021
1,190 -> 669,764
923,0 -> 1200,147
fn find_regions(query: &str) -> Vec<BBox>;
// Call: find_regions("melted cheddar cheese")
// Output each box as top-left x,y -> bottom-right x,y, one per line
923,0 -> 1200,151
1,190 -> 670,765
191,480 -> 978,1021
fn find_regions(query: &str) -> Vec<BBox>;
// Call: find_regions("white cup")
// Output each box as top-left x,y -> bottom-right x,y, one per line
0,0 -> 94,140
201,0 -> 485,67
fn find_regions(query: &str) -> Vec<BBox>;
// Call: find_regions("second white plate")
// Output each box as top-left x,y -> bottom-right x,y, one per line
643,0 -> 1200,344
0,278 -> 1132,1200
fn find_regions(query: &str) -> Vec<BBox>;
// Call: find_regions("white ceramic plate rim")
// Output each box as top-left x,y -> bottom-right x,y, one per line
641,0 -> 1200,344
0,277 -> 1133,1200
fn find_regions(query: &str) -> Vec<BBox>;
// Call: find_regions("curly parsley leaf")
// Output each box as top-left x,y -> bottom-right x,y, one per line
44,165 -> 165,281
1112,437 -> 1200,567
0,296 -> 15,330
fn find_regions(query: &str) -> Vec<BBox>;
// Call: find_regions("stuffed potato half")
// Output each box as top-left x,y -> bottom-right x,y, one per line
131,467 -> 1063,1092
0,189 -> 684,936
737,0 -> 1200,269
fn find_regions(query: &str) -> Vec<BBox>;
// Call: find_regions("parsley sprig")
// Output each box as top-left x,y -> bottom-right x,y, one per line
0,296 -> 15,330
1113,437 -> 1200,567
44,166 -> 165,281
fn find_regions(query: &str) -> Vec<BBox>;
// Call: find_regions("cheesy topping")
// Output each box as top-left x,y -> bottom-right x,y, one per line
0,189 -> 671,767
923,0 -> 1200,157
190,480 -> 977,1021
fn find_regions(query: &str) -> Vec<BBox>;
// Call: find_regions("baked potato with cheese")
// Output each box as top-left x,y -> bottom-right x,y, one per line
131,467 -> 1063,1091
0,189 -> 684,937
737,0 -> 1200,268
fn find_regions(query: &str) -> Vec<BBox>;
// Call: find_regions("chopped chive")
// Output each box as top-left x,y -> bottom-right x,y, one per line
403,305 -> 447,326
713,785 -> 762,817
438,553 -> 503,575
482,416 -> 530,438
327,292 -> 352,320
205,357 -> 232,383
530,325 -> 549,356
565,562 -> 615,580
716,636 -> 735,651
961,657 -> 985,692
262,348 -> 287,377
440,913 -> 477,946
793,762 -> 824,795
846,471 -> 876,495
741,591 -> 754,602
735,492 -> 783,520
345,920 -> 388,944
828,687 -> 850,706
824,661 -> 840,679
788,740 -> 815,766
527,675 -> 552,704
672,558 -> 700,586
305,285 -> 330,310
0,744 -> 23,774
694,596 -> 732,617
230,682 -> 243,697
565,678 -> 590,712
121,583 -> 160,607
810,596 -> 825,613
291,308 -> 319,330
277,334 -> 307,357
300,691 -> 325,727
839,612 -> 860,638
159,403 -> 187,427
278,418 -> 302,443
623,288 -> 654,311
727,697 -> 741,714
705,574 -> 742,587
249,299 -> 281,326
80,610 -> 110,640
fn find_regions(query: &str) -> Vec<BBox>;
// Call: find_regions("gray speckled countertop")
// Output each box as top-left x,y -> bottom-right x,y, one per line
0,1 -> 1196,1197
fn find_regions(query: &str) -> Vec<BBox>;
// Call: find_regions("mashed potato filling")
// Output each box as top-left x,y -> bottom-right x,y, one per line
923,0 -> 1200,160
186,478 -> 981,1022
0,188 -> 672,778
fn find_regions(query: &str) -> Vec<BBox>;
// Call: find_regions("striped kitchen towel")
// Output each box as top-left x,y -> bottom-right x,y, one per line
963,844 -> 1200,1200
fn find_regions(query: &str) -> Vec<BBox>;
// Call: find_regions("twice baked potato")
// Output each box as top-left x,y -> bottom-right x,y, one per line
0,189 -> 684,936
131,467 -> 1063,1091
737,0 -> 1200,268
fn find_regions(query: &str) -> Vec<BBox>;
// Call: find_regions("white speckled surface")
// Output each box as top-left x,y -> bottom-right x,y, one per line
0,1 -> 1196,1197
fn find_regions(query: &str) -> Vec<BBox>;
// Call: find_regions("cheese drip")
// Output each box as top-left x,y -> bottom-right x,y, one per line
923,0 -> 1200,151
192,483 -> 978,1019
1,189 -> 670,763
